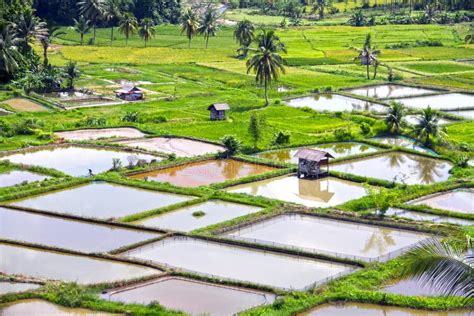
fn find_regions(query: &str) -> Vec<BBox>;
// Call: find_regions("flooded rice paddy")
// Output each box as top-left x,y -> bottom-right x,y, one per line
0,146 -> 159,176
408,189 -> 473,214
0,282 -> 40,295
393,93 -> 474,110
370,136 -> 436,155
0,170 -> 49,187
255,142 -> 379,164
103,276 -> 275,315
0,243 -> 159,284
113,137 -> 226,157
285,94 -> 387,113
226,175 -> 368,208
225,214 -> 429,261
386,208 -> 473,226
404,115 -> 453,126
382,279 -> 446,297
0,207 -> 159,252
302,303 -> 471,315
10,182 -> 193,219
134,200 -> 262,232
0,300 -> 117,315
347,84 -> 438,99
445,110 -> 474,120
123,236 -> 354,290
54,128 -> 145,141
129,159 -> 276,187
331,152 -> 452,185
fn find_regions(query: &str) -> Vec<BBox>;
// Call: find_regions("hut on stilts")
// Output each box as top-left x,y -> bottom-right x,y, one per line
295,148 -> 334,178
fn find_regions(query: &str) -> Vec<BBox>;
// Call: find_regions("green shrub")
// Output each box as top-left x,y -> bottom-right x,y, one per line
273,131 -> 290,145
221,135 -> 241,156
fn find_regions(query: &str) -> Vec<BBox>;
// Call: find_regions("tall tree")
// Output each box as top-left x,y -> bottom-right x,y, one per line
138,18 -> 155,47
311,0 -> 333,19
412,106 -> 444,145
40,26 -> 66,66
63,61 -> 81,90
234,19 -> 255,57
385,102 -> 405,133
103,0 -> 125,46
73,15 -> 92,45
118,12 -> 138,46
400,238 -> 473,302
180,8 -> 199,48
197,7 -> 220,49
247,30 -> 287,106
354,33 -> 380,79
0,21 -> 22,81
78,0 -> 104,44
14,8 -> 48,55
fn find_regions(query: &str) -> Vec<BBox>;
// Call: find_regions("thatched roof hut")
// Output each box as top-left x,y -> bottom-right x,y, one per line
295,148 -> 334,178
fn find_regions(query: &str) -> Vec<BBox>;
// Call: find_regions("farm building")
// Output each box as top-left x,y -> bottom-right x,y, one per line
208,103 -> 230,120
115,86 -> 144,101
295,148 -> 334,178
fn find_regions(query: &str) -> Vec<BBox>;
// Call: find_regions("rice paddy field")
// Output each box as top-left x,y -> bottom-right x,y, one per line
0,16 -> 473,316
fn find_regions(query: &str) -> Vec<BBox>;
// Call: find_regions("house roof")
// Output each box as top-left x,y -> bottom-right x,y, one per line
115,86 -> 142,94
208,103 -> 230,111
294,148 -> 334,162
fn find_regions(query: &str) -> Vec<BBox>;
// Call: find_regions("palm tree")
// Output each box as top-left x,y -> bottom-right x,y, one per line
78,0 -> 105,44
400,238 -> 473,302
73,16 -> 92,45
138,18 -> 155,47
103,0 -> 123,46
14,8 -> 48,54
180,8 -> 199,48
311,0 -> 333,19
63,61 -> 80,90
247,30 -> 287,106
118,12 -> 138,46
385,102 -> 405,133
40,26 -> 66,66
0,21 -> 22,81
197,8 -> 220,49
234,19 -> 255,57
354,33 -> 380,79
411,106 -> 445,146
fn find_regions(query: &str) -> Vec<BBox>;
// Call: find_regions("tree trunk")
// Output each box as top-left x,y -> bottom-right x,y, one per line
188,37 -> 191,48
205,35 -> 209,49
366,63 -> 370,79
80,33 -> 84,45
126,36 -> 128,47
372,64 -> 378,79
110,27 -> 114,46
93,26 -> 96,44
264,80 -> 269,106
43,47 -> 48,66
145,38 -> 147,47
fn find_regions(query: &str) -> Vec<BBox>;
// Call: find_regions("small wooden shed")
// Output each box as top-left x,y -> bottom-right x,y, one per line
208,103 -> 230,121
115,86 -> 144,101
295,148 -> 334,178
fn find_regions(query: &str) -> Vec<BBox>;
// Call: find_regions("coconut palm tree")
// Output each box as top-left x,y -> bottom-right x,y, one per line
14,8 -> 48,54
63,61 -> 80,90
118,12 -> 138,46
40,26 -> 66,66
400,238 -> 473,302
311,0 -> 333,19
411,106 -> 445,146
78,0 -> 105,44
247,30 -> 287,106
103,0 -> 124,46
138,18 -> 155,47
385,102 -> 405,133
0,21 -> 22,81
197,8 -> 220,49
354,33 -> 380,79
234,19 -> 255,57
73,15 -> 92,45
180,8 -> 199,48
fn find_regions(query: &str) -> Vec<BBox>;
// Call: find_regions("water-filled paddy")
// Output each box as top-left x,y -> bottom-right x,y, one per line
331,152 -> 452,185
286,94 -> 387,113
0,207 -> 159,252
55,128 -> 145,141
0,243 -> 159,284
409,189 -> 473,214
370,136 -> 435,155
386,208 -> 473,226
347,84 -> 438,99
134,200 -> 262,232
255,142 -> 379,164
103,276 -> 275,315
302,302 -> 470,315
394,93 -> 474,110
0,170 -> 49,187
129,159 -> 276,187
10,182 -> 193,219
0,146 -> 159,176
123,236 -> 354,290
404,115 -> 453,126
0,282 -> 40,295
226,175 -> 367,208
225,214 -> 429,261
0,299 -> 117,315
383,279 -> 446,297
113,137 -> 226,157
445,110 -> 474,119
